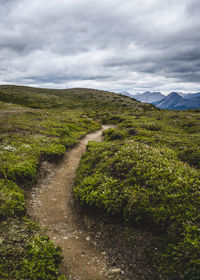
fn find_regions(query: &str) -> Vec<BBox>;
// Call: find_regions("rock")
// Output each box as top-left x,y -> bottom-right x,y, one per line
109,268 -> 121,275
86,236 -> 91,241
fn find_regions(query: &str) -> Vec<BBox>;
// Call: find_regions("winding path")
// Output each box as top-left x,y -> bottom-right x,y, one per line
28,125 -> 117,280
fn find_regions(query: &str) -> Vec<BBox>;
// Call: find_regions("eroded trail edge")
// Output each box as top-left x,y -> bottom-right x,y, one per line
28,125 -> 117,280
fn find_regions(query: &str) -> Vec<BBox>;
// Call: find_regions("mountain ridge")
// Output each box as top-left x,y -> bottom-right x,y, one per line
119,90 -> 200,110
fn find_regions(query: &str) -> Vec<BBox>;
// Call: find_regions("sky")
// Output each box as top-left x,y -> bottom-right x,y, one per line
0,0 -> 200,94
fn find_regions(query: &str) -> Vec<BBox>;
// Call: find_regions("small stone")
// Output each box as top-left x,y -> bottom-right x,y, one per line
109,268 -> 121,275
86,236 -> 90,241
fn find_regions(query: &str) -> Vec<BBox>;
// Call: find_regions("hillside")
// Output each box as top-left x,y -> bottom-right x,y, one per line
0,85 -> 200,280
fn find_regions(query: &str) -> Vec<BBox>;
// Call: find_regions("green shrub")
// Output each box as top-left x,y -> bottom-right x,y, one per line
103,128 -> 126,141
0,179 -> 26,219
143,123 -> 161,131
128,128 -> 137,135
109,115 -> 125,123
40,144 -> 66,162
60,137 -> 78,148
178,148 -> 200,169
6,159 -> 38,184
161,225 -> 200,280
0,218 -> 65,280
102,115 -> 126,124
20,235 -> 64,280
74,140 -> 200,279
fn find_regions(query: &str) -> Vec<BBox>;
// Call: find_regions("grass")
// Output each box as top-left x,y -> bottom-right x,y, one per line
0,105 -> 100,186
0,85 -> 200,279
0,88 -> 102,280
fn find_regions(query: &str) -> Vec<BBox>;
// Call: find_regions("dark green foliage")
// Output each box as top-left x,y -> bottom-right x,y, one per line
40,144 -> 66,162
5,159 -> 38,185
178,148 -> 200,169
0,218 -> 65,280
74,140 -> 200,279
0,107 -> 100,186
128,128 -> 137,135
103,128 -> 126,141
0,87 -> 63,109
143,122 -> 161,131
106,115 -> 126,123
161,225 -> 200,280
0,179 -> 66,279
20,235 -> 63,280
0,179 -> 26,219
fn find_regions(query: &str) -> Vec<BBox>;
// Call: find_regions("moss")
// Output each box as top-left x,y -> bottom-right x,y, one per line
178,148 -> 200,169
6,159 -> 39,185
20,235 -> 63,280
103,128 -> 126,141
0,108 -> 101,186
0,218 -> 66,280
40,144 -> 66,162
143,123 -> 162,131
0,179 -> 26,219
74,140 -> 200,279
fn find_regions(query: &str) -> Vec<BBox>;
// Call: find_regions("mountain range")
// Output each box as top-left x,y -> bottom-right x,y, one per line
119,91 -> 200,110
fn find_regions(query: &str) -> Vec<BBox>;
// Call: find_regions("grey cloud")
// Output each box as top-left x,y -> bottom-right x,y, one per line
0,0 -> 199,93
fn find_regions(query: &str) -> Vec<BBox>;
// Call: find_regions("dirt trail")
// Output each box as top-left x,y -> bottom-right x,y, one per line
28,125 -> 119,280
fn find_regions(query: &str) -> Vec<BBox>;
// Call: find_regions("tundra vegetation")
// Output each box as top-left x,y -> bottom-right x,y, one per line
0,85 -> 199,279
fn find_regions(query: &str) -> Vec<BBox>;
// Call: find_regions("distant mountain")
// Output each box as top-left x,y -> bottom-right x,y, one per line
116,91 -> 134,98
154,92 -> 200,110
172,95 -> 200,110
154,92 -> 184,109
132,91 -> 165,103
117,90 -> 200,110
178,92 -> 200,99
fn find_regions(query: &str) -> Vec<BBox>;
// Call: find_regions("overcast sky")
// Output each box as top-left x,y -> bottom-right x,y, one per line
0,0 -> 199,93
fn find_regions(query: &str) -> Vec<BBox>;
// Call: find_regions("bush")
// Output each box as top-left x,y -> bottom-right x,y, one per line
40,144 -> 66,162
103,128 -> 126,141
0,219 -> 65,280
128,128 -> 137,135
143,123 -> 161,131
0,179 -> 26,219
178,148 -> 200,169
74,140 -> 200,279
20,235 -> 64,280
6,159 -> 38,185
161,225 -> 200,280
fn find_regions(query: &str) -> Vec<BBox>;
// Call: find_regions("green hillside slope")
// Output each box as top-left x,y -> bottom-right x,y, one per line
0,85 -> 199,279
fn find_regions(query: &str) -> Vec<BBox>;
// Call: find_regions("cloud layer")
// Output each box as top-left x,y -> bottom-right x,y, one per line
0,0 -> 199,93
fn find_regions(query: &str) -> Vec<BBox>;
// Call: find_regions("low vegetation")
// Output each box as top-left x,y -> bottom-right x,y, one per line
0,88 -> 101,280
0,85 -> 200,279
74,140 -> 200,279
